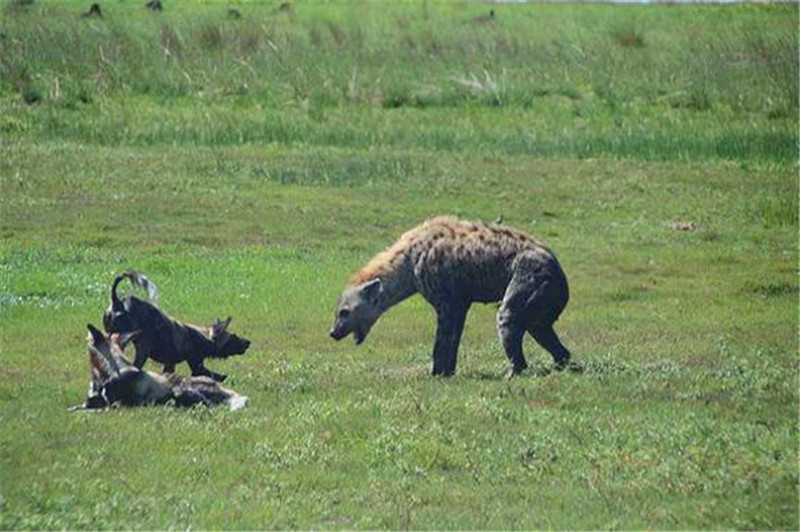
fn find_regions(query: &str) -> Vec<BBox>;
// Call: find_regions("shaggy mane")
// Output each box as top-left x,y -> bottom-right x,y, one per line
348,215 -> 546,286
349,233 -> 414,285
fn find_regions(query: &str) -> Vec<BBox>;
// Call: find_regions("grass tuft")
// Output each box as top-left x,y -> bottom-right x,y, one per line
610,24 -> 646,48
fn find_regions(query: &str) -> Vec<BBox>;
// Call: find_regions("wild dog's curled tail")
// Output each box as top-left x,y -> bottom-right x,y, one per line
113,269 -> 159,307
110,274 -> 126,312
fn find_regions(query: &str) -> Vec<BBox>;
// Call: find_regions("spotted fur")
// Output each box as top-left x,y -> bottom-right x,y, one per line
331,216 -> 571,377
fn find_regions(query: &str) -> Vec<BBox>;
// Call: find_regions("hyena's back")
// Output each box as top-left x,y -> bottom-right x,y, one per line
396,216 -> 564,304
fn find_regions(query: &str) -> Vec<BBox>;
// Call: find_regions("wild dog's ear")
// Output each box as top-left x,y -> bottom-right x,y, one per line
88,345 -> 114,382
361,278 -> 383,304
87,324 -> 108,348
212,317 -> 232,336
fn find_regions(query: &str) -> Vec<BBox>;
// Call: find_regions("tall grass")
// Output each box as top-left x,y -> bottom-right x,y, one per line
1,2 -> 797,161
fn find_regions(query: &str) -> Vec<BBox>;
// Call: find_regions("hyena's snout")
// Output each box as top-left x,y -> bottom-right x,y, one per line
329,322 -> 347,341
329,320 -> 369,345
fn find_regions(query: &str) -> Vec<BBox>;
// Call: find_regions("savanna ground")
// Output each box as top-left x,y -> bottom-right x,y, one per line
0,1 -> 798,529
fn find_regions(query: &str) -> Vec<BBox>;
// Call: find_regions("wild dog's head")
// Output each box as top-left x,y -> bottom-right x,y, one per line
82,324 -> 145,409
209,317 -> 251,358
329,278 -> 383,345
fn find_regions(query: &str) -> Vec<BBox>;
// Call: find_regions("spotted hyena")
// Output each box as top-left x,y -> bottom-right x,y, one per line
329,216 -> 571,378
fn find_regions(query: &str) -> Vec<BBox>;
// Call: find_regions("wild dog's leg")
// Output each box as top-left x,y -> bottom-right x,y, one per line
173,387 -> 213,408
187,357 -> 227,382
132,343 -> 150,369
162,362 -> 176,374
431,303 -> 469,377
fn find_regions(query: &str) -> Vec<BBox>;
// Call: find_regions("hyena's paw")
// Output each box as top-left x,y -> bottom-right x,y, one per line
552,356 -> 572,372
504,364 -> 527,381
565,361 -> 584,374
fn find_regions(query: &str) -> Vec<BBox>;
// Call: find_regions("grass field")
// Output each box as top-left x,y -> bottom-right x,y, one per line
1,1 -> 798,529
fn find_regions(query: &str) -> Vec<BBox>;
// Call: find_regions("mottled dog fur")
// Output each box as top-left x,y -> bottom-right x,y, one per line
70,324 -> 248,411
103,271 -> 250,382
330,216 -> 571,377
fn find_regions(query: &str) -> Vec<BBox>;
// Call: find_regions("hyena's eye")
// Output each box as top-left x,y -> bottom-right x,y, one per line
338,309 -> 351,319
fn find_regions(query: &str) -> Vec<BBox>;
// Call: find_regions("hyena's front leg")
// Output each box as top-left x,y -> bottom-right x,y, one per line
431,303 -> 470,377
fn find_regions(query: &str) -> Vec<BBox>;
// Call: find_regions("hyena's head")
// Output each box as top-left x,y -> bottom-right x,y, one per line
329,278 -> 383,345
209,317 -> 251,358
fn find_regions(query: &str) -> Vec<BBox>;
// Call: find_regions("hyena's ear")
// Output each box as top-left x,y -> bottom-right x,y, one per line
361,278 -> 383,303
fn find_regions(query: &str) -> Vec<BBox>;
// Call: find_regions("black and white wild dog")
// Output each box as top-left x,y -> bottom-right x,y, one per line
103,270 -> 250,382
70,324 -> 248,411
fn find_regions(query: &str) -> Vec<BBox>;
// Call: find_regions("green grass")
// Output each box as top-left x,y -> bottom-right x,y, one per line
1,2 -> 797,160
0,2 -> 798,530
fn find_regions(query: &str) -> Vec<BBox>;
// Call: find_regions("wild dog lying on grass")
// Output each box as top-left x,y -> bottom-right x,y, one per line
70,324 -> 248,411
103,270 -> 250,382
330,216 -> 571,378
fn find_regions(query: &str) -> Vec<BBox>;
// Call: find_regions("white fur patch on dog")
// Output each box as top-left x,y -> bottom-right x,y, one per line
227,394 -> 249,411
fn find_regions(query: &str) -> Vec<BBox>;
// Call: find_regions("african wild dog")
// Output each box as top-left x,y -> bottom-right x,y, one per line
70,324 -> 248,411
330,216 -> 571,378
103,270 -> 250,382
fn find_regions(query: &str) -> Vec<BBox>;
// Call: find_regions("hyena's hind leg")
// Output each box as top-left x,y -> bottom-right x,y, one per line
525,265 -> 570,370
497,250 -> 570,377
529,323 -> 571,370
497,290 -> 531,378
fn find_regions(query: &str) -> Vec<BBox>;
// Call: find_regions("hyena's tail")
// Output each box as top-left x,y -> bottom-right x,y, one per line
118,269 -> 159,306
